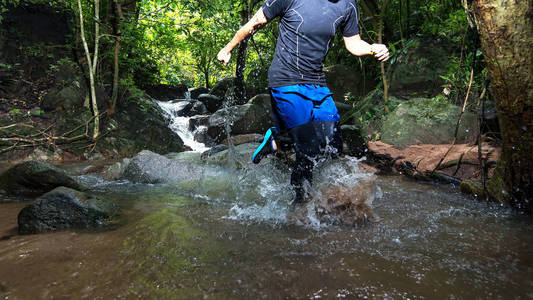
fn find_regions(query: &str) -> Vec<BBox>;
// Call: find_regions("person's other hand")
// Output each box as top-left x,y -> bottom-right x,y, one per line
217,48 -> 231,66
371,44 -> 390,62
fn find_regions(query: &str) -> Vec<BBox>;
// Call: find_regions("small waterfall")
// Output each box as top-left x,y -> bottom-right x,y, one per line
156,97 -> 209,153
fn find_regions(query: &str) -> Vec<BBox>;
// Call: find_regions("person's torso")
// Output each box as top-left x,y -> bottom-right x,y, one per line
268,0 -> 352,87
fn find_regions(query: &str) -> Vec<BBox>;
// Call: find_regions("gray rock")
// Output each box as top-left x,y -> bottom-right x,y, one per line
41,84 -> 84,111
0,161 -> 85,196
381,97 -> 479,146
171,100 -> 208,117
341,125 -> 367,158
222,134 -> 263,146
198,94 -> 223,113
189,87 -> 209,99
17,187 -> 119,234
207,104 -> 273,143
188,115 -> 210,131
204,143 -> 259,168
210,77 -> 235,99
121,150 -> 204,184
200,145 -> 229,160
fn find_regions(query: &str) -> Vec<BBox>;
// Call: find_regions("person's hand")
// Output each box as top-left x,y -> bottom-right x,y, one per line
370,44 -> 390,62
217,48 -> 231,66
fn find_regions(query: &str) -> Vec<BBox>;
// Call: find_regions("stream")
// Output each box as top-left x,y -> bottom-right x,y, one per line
0,100 -> 532,299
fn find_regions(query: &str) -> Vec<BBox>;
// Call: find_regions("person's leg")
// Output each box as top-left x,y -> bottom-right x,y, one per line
289,121 -> 343,204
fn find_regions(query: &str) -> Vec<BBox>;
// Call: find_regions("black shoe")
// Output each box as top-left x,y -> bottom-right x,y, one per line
252,127 -> 278,164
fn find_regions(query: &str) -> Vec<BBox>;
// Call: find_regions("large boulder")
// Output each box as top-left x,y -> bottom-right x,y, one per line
17,187 -> 118,234
0,161 -> 85,196
206,104 -> 273,143
198,94 -> 223,113
341,125 -> 367,158
188,87 -> 209,99
109,95 -> 186,156
210,77 -> 235,99
171,100 -> 208,117
146,84 -> 188,101
204,143 -> 259,168
324,64 -> 377,103
381,98 -> 479,146
121,150 -> 203,184
41,83 -> 84,111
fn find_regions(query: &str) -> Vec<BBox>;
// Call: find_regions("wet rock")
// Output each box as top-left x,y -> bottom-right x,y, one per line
145,84 -> 188,101
210,77 -> 235,99
341,125 -> 367,158
197,94 -> 223,113
222,134 -> 263,146
189,87 -> 209,99
247,93 -> 271,109
381,97 -> 478,146
204,143 -> 258,168
17,187 -> 119,234
188,115 -> 210,131
207,104 -> 273,143
102,159 -> 130,181
121,150 -> 203,184
0,161 -> 85,196
200,145 -> 229,160
171,100 -> 208,117
193,128 -> 216,146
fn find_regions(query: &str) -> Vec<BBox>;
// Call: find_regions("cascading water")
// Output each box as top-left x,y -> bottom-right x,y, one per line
155,91 -> 209,153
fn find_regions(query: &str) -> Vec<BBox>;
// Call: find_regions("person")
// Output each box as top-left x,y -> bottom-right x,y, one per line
217,0 -> 389,204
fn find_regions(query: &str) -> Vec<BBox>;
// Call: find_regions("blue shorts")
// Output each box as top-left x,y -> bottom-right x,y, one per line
270,84 -> 340,130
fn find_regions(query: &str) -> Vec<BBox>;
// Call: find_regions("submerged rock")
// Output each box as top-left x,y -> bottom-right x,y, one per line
0,161 -> 85,196
204,143 -> 259,168
17,187 -> 118,234
122,150 -> 203,184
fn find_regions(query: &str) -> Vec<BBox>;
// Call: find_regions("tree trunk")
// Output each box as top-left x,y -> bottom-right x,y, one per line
109,1 -> 123,115
472,0 -> 533,213
78,0 -> 100,140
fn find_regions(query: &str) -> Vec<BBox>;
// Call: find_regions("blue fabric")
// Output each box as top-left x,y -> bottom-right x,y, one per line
262,0 -> 360,87
270,84 -> 340,130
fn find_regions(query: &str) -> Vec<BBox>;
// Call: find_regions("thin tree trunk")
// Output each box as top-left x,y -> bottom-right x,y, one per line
110,2 -> 123,115
77,0 -> 100,139
472,0 -> 533,213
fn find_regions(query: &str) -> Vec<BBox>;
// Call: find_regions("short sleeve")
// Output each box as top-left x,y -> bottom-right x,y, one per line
262,0 -> 290,20
341,0 -> 360,37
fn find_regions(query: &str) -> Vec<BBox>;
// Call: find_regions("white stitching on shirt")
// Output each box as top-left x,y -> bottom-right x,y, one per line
291,8 -> 304,79
266,0 -> 278,7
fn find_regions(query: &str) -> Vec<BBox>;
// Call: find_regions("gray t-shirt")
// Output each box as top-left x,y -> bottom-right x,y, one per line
262,0 -> 359,87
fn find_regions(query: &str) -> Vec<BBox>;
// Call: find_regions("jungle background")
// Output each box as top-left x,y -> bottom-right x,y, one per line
0,0 -> 531,212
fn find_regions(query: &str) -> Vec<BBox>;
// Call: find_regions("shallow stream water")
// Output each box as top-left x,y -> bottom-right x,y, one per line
1,154 -> 532,299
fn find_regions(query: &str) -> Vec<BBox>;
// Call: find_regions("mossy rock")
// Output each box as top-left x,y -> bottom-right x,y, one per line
381,98 -> 479,146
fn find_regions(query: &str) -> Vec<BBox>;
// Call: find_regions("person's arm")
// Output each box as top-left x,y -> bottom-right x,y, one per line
343,34 -> 390,62
217,8 -> 269,66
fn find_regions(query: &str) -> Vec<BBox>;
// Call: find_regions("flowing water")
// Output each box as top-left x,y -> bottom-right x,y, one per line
1,153 -> 532,299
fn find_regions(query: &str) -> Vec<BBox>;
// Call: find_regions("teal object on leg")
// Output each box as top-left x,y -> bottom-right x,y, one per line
252,127 -> 279,164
